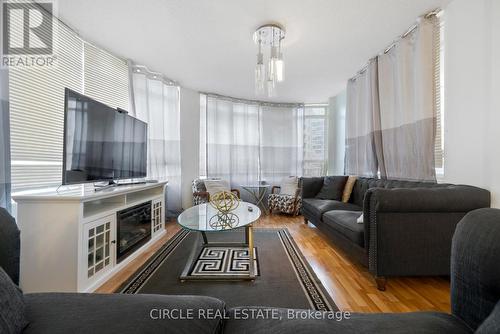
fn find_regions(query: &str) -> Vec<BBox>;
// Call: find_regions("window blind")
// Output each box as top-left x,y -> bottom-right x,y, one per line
9,18 -> 131,192
303,106 -> 328,176
83,43 -> 130,111
199,94 -> 208,177
434,15 -> 444,170
9,22 -> 83,192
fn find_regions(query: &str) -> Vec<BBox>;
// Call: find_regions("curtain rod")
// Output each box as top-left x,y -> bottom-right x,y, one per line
305,103 -> 328,107
350,8 -> 441,81
131,64 -> 179,86
201,92 -> 304,108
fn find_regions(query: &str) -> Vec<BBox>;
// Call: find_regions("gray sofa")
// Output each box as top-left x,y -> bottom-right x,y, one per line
1,207 -> 500,333
300,177 -> 491,290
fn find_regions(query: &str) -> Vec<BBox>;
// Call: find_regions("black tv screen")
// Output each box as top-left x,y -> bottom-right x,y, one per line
63,89 -> 147,185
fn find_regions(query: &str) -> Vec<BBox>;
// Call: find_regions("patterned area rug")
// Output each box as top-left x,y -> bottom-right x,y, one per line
190,247 -> 259,277
118,228 -> 337,311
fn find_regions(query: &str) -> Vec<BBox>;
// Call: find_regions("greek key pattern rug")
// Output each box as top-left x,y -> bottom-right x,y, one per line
118,228 -> 337,311
190,247 -> 259,277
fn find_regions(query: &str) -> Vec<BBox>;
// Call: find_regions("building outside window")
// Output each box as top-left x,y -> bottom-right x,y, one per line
303,105 -> 328,177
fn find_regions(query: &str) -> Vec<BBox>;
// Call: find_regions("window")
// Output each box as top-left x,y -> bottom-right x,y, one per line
303,106 -> 328,176
199,94 -> 308,184
9,22 -> 83,192
83,42 -> 129,111
260,104 -> 303,183
435,14 -> 445,175
199,94 -> 207,178
9,18 -> 129,192
199,94 -> 328,183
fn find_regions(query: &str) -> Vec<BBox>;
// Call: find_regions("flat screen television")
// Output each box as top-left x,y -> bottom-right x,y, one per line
62,88 -> 147,185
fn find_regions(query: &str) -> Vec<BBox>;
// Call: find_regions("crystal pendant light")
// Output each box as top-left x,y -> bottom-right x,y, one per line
255,40 -> 265,94
253,24 -> 285,97
267,77 -> 276,97
268,45 -> 278,83
275,39 -> 284,82
275,55 -> 284,82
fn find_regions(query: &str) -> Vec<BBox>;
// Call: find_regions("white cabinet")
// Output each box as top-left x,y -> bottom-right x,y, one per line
82,214 -> 116,288
13,181 -> 168,293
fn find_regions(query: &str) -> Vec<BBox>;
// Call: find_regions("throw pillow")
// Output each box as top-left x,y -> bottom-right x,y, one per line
476,300 -> 500,333
315,176 -> 348,200
203,179 -> 231,197
0,267 -> 28,334
280,176 -> 299,196
342,175 -> 358,203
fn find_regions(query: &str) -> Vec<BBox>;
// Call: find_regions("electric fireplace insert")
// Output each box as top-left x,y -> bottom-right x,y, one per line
117,201 -> 152,263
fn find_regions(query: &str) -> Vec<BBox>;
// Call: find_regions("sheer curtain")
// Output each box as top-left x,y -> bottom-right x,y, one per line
260,105 -> 304,185
203,94 -> 304,189
0,69 -> 11,212
130,66 -> 182,215
345,59 -> 380,177
206,96 -> 260,191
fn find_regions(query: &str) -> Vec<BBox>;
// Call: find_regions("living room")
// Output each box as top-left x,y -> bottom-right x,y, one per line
0,0 -> 499,333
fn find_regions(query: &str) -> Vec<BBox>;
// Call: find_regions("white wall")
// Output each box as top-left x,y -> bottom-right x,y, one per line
443,0 -> 500,207
179,87 -> 200,209
327,89 -> 346,175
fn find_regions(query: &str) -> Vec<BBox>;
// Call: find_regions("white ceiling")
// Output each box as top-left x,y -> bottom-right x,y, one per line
58,0 -> 452,103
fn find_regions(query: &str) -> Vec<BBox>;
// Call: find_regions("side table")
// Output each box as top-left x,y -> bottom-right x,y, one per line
241,184 -> 271,215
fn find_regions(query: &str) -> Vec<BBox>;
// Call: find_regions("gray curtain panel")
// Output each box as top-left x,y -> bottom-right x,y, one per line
0,69 -> 11,212
345,17 -> 438,182
377,17 -> 438,182
345,59 -> 379,177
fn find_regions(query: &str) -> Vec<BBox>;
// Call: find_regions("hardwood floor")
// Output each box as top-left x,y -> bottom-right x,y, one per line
96,214 -> 451,313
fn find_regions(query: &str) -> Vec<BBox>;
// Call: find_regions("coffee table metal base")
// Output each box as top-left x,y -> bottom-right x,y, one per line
180,225 -> 256,281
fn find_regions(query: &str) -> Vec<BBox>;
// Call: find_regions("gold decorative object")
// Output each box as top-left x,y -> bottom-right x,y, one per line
209,191 -> 240,213
209,212 -> 239,230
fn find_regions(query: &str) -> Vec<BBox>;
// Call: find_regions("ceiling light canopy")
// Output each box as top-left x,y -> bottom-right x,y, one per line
253,24 -> 285,97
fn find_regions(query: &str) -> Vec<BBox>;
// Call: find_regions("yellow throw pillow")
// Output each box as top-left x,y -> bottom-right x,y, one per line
342,176 -> 357,203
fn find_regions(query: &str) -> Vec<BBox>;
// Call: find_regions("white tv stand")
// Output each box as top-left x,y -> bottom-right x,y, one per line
12,181 -> 168,293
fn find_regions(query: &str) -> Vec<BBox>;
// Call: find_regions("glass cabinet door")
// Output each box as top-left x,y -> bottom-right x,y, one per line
84,214 -> 115,282
151,198 -> 164,235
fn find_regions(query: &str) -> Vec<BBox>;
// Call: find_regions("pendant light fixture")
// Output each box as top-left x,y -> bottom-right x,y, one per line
253,24 -> 285,97
255,36 -> 265,95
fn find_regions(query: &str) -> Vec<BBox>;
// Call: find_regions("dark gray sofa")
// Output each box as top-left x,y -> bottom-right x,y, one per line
2,207 -> 500,333
300,177 -> 491,290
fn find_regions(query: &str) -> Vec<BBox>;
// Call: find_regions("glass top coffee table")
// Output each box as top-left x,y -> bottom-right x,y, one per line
177,202 -> 261,281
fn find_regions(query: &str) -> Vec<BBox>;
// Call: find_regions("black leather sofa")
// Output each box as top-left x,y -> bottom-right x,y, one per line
300,177 -> 491,290
1,207 -> 500,333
